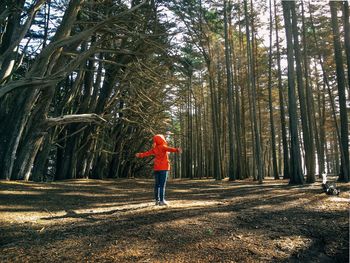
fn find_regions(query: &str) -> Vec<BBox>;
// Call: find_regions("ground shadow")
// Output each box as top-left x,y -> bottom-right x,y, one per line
0,178 -> 349,262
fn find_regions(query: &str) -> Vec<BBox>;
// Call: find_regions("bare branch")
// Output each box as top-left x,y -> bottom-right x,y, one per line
0,0 -> 148,98
0,0 -> 46,69
0,77 -> 60,98
29,0 -> 147,77
46,113 -> 107,128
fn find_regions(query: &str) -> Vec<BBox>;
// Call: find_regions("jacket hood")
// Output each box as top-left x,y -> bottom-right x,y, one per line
153,134 -> 167,145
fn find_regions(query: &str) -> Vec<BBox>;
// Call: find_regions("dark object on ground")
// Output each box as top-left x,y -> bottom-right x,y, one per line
322,173 -> 340,195
322,182 -> 340,195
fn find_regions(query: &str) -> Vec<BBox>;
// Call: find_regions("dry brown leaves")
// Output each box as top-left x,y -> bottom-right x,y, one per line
0,178 -> 349,262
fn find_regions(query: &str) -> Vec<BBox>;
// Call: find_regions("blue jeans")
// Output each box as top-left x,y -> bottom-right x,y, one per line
154,170 -> 168,202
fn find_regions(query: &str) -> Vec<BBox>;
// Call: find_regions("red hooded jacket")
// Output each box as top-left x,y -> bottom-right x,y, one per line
137,134 -> 179,171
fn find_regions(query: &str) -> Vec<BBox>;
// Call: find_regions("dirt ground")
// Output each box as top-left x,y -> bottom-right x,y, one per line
0,177 -> 349,263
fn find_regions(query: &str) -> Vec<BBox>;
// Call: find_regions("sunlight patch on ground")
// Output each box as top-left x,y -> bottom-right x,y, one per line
0,190 -> 43,195
88,201 -> 138,208
28,186 -> 62,191
0,211 -> 67,224
75,202 -> 153,214
274,235 -> 313,253
305,197 -> 350,213
74,199 -> 223,215
254,204 -> 275,210
98,238 -> 155,262
57,192 -> 128,197
0,205 -> 33,210
167,200 -> 223,209
280,197 -> 313,207
328,196 -> 350,203
171,189 -> 193,193
208,212 -> 233,218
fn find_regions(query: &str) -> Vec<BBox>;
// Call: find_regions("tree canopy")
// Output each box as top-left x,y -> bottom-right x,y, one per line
0,0 -> 349,183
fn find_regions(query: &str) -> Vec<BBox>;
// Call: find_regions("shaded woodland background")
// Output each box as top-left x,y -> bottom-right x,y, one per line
0,0 -> 349,183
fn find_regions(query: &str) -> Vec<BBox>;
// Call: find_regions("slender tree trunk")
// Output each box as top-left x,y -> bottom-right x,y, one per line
309,2 -> 343,177
251,0 -> 264,179
268,0 -> 278,179
315,67 -> 326,176
301,1 -> 317,180
330,1 -> 349,182
343,1 -> 350,91
282,0 -> 304,184
0,90 -> 39,179
274,0 -> 289,179
187,75 -> 193,179
208,66 -> 222,180
237,7 -> 248,179
333,131 -> 340,175
32,134 -> 52,181
224,0 -> 236,181
291,1 -> 315,183
232,25 -> 243,180
244,0 -> 263,183
12,85 -> 56,180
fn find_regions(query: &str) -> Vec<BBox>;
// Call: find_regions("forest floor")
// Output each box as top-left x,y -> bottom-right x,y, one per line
0,177 -> 349,263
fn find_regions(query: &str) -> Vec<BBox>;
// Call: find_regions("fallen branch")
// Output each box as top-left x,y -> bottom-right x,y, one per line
46,113 -> 107,128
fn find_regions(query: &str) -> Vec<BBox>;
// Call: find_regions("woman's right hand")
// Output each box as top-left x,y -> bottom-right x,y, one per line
135,153 -> 141,158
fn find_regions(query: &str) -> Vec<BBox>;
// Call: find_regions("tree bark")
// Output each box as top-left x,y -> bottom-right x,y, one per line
330,1 -> 349,182
343,1 -> 350,90
244,0 -> 263,183
274,0 -> 289,179
224,0 -> 236,181
268,0 -> 278,179
282,0 -> 304,184
291,1 -> 315,183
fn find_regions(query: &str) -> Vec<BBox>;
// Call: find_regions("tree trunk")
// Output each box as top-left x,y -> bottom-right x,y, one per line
343,1 -> 350,90
274,0 -> 289,179
282,0 -> 304,184
237,7 -> 248,179
291,1 -> 315,183
0,89 -> 38,179
208,68 -> 222,180
231,19 -> 243,180
244,0 -> 263,183
268,0 -> 278,180
224,0 -> 236,181
330,1 -> 349,182
32,134 -> 51,181
12,85 -> 55,180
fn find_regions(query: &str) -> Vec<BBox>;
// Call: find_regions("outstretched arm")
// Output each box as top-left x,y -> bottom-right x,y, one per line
135,149 -> 155,158
163,146 -> 182,153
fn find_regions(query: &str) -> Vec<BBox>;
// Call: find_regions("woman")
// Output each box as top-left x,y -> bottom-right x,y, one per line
135,134 -> 181,206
